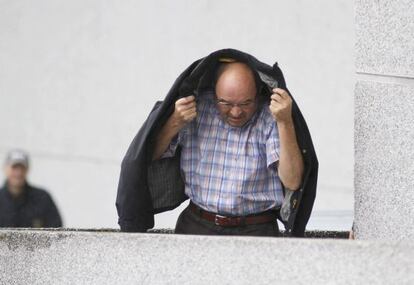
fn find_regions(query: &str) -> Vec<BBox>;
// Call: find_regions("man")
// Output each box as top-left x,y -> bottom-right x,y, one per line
0,149 -> 62,228
116,49 -> 318,236
152,61 -> 304,236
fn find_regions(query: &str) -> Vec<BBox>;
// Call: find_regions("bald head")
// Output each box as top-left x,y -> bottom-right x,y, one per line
215,62 -> 257,100
214,62 -> 258,127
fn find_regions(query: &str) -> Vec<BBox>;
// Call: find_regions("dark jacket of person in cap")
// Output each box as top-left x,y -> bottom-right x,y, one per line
0,150 -> 62,228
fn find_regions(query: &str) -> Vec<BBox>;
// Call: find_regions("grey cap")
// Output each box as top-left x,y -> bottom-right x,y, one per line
5,149 -> 29,168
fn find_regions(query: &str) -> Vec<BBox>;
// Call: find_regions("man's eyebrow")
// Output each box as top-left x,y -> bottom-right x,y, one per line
216,98 -> 254,103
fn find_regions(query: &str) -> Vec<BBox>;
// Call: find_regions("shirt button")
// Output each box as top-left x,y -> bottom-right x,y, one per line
302,149 -> 307,154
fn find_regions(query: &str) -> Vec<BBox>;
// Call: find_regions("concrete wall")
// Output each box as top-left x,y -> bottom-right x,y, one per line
354,0 -> 414,239
0,1 -> 355,229
1,230 -> 413,284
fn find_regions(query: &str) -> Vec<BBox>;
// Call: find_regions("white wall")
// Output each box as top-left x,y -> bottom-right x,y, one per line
0,0 -> 354,229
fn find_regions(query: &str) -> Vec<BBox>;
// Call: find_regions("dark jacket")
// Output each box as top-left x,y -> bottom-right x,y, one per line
0,182 -> 62,228
116,48 -> 318,237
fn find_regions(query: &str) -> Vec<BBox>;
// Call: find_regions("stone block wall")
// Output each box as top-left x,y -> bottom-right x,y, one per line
354,0 -> 414,239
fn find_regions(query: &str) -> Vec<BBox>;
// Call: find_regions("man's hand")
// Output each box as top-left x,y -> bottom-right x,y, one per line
152,95 -> 196,160
171,95 -> 197,129
269,88 -> 293,123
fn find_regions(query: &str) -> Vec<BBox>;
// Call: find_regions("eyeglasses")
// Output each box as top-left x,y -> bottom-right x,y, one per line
215,98 -> 256,110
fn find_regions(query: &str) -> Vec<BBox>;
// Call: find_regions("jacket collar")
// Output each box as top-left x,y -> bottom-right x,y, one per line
2,181 -> 30,202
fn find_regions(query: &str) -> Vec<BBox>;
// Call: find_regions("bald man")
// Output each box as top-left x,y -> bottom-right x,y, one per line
153,62 -> 304,236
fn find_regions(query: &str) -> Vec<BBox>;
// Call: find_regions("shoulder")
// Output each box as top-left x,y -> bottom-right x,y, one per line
256,104 -> 278,135
197,89 -> 215,111
261,105 -> 275,123
193,89 -> 217,126
27,184 -> 53,201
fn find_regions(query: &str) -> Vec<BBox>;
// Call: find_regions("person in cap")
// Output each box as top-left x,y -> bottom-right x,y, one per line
152,61 -> 304,236
0,149 -> 62,228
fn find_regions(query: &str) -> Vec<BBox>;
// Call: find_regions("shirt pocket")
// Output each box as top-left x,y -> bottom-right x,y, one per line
244,142 -> 267,179
246,141 -> 267,160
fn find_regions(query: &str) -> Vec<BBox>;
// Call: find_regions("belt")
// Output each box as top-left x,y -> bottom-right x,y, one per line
189,201 -> 277,227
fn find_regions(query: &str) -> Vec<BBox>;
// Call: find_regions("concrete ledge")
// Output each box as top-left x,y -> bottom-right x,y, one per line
0,227 -> 350,238
1,229 -> 413,284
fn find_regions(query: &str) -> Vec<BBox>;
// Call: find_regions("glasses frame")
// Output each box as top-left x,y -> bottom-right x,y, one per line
215,97 -> 258,110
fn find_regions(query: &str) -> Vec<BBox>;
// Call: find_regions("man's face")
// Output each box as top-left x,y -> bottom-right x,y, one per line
5,164 -> 28,188
215,62 -> 258,127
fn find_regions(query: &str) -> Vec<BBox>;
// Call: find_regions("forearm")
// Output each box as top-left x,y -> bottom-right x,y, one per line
277,120 -> 304,190
152,116 -> 183,161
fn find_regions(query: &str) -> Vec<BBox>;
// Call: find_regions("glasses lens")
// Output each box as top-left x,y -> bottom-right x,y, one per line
216,100 -> 255,110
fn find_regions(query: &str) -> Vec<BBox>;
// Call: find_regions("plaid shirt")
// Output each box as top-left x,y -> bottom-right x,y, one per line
163,90 -> 283,215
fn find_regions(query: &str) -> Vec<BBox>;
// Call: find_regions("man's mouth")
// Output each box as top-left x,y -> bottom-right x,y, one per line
227,117 -> 245,126
228,118 -> 242,123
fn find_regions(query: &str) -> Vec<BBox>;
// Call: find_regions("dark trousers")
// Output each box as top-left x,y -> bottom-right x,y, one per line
175,204 -> 280,237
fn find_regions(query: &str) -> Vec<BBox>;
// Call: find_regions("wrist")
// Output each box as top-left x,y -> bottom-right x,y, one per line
276,117 -> 294,128
168,114 -> 186,130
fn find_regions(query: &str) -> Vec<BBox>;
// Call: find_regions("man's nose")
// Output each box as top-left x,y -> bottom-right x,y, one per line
230,106 -> 242,117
